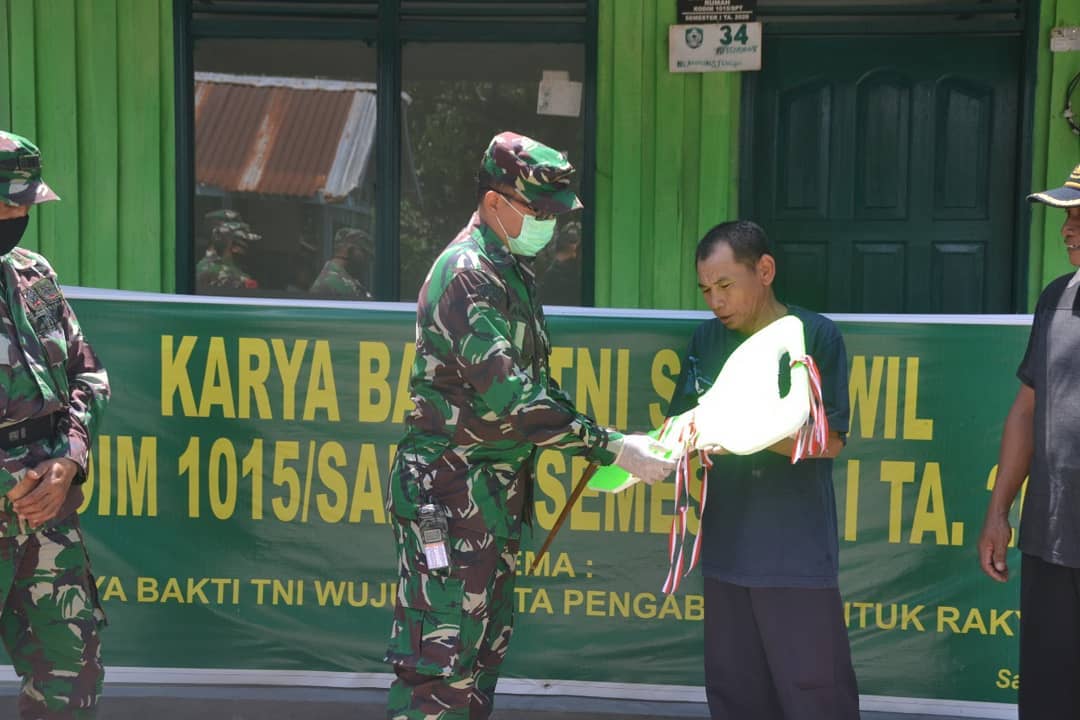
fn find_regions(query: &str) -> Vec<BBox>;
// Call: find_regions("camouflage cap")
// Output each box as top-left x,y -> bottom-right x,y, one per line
0,130 -> 60,207
227,229 -> 261,254
1028,163 -> 1080,208
334,227 -> 370,254
211,221 -> 250,243
205,208 -> 243,229
479,131 -> 582,215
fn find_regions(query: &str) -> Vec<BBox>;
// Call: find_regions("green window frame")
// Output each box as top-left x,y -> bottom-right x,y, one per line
174,0 -> 599,302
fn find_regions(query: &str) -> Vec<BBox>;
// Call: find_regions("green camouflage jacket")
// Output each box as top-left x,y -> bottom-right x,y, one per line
195,252 -> 257,291
0,248 -> 110,537
388,213 -> 618,539
309,259 -> 372,299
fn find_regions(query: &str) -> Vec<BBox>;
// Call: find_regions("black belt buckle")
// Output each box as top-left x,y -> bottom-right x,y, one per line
0,414 -> 58,451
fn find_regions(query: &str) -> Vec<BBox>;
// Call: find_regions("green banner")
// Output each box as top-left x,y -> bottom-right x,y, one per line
18,294 -> 1029,707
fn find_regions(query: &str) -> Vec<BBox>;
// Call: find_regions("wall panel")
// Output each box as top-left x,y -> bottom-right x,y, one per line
596,0 -> 740,309
35,0 -> 80,266
8,0 -> 38,254
2,0 -> 175,291
0,0 -> 11,150
7,0 -> 1059,308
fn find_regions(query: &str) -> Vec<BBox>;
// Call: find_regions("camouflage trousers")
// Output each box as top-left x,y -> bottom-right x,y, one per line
385,515 -> 520,720
0,514 -> 105,719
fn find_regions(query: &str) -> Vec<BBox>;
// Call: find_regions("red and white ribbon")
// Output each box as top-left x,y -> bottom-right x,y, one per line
661,416 -> 711,595
660,352 -> 829,593
790,355 -> 829,462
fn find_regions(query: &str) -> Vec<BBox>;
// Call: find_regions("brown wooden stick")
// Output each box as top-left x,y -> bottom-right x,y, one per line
528,462 -> 600,575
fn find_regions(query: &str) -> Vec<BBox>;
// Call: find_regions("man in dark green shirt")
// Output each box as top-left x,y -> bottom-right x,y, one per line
668,220 -> 858,720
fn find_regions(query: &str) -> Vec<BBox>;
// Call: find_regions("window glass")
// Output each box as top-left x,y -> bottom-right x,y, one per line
400,43 -> 586,305
193,39 -> 377,299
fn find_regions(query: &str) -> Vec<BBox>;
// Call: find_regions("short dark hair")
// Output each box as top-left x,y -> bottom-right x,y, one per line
695,220 -> 773,270
477,172 -> 493,203
477,171 -> 513,203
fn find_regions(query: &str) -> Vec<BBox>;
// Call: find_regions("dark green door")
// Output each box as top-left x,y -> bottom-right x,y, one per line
751,35 -> 1021,313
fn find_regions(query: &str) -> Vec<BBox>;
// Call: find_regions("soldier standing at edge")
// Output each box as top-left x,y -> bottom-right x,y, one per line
383,131 -> 674,720
0,130 -> 110,718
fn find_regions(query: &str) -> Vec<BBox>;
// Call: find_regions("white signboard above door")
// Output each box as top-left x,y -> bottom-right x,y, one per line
669,22 -> 762,73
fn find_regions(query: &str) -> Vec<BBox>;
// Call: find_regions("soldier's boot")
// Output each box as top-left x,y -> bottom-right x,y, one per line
387,667 -> 471,720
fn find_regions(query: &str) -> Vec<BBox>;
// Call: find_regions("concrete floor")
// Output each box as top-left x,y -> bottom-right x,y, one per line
0,683 -> 997,720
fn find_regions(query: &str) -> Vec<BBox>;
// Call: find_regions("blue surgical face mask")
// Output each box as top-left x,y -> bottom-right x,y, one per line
496,197 -> 557,257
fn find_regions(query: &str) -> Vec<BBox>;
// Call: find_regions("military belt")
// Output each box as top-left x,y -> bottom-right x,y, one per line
0,413 -> 64,451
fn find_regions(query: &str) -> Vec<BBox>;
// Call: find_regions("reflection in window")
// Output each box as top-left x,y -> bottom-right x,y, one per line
193,40 -> 377,298
536,218 -> 582,307
400,43 -> 586,304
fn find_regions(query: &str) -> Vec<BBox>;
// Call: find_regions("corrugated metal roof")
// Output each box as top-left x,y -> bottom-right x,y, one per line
194,72 -> 377,200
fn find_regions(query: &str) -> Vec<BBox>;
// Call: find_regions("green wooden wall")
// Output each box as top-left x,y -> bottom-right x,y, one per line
594,0 -> 740,310
2,0 -> 1066,311
0,0 -> 175,292
1029,0 -> 1080,307
594,1 -> 1075,313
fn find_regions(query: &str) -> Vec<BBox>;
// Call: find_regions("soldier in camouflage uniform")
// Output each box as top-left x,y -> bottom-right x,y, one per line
384,131 -> 674,720
309,227 -> 373,299
0,130 -> 111,718
194,209 -> 243,284
195,221 -> 259,292
205,208 -> 242,231
203,208 -> 243,242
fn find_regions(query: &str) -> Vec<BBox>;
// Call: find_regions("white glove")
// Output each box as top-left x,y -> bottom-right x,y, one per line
609,433 -> 677,485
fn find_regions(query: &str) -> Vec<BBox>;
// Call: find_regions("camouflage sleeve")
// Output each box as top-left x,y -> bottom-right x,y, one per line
58,290 -> 110,479
547,376 -> 620,464
439,270 -> 616,464
0,455 -> 28,494
546,376 -> 576,414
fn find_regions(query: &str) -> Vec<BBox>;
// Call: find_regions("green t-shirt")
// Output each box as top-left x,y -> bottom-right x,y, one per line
668,305 -> 849,588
